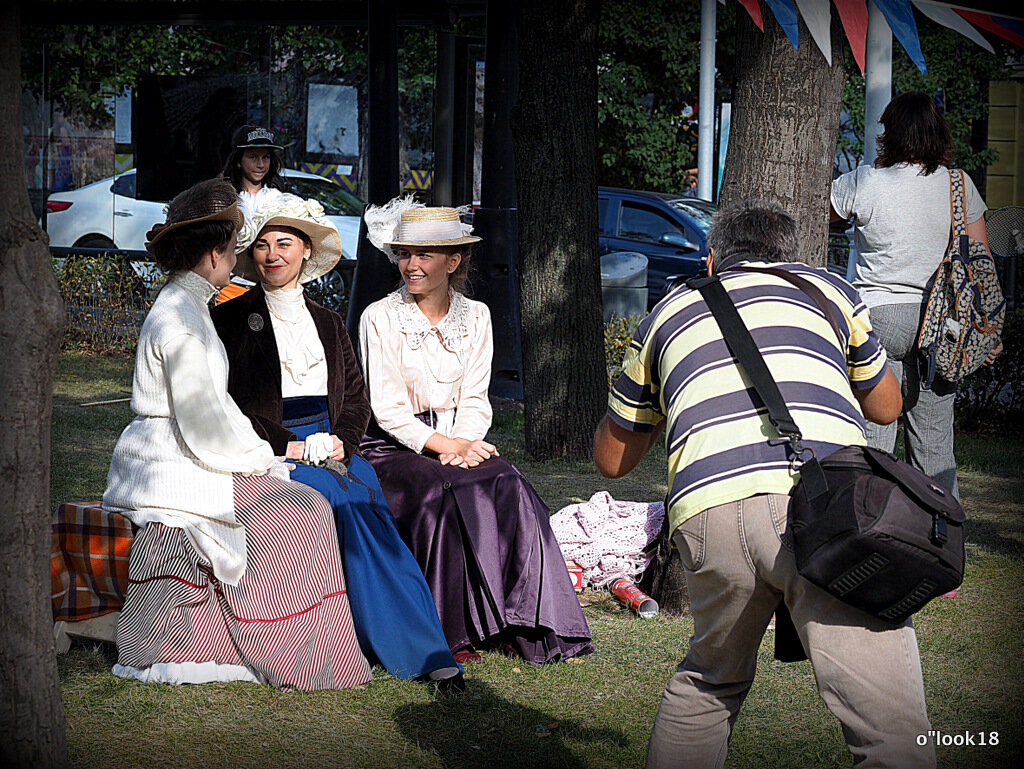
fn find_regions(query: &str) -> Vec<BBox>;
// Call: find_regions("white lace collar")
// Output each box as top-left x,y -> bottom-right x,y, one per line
386,287 -> 469,351
172,270 -> 218,305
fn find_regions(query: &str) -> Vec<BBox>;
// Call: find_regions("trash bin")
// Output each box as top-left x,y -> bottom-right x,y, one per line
600,251 -> 648,322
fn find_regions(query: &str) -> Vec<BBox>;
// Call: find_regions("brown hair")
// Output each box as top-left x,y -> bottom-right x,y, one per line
220,125 -> 284,192
151,220 -> 237,273
447,244 -> 475,295
875,92 -> 954,175
147,178 -> 240,272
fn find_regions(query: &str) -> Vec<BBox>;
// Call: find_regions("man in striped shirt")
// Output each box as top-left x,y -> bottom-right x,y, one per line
594,199 -> 935,768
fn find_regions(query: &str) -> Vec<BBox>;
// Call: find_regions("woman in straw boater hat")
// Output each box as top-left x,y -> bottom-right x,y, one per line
103,178 -> 371,691
211,194 -> 463,691
221,124 -> 288,223
357,198 -> 593,664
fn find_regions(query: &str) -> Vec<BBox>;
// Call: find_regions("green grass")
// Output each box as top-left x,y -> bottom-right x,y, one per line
52,352 -> 1024,768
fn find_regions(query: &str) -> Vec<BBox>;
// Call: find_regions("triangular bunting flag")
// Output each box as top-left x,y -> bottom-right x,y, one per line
737,0 -> 764,31
795,0 -> 833,64
832,0 -> 869,75
993,17 -> 1024,39
956,9 -> 1024,49
875,0 -> 927,74
912,0 -> 993,54
764,0 -> 801,50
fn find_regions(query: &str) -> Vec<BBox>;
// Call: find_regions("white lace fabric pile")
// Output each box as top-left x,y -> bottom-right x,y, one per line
550,491 -> 665,589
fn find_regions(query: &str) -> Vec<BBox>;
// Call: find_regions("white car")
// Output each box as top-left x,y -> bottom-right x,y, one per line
44,168 -> 363,305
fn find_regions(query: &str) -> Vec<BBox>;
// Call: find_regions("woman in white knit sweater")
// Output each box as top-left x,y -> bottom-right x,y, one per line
103,178 -> 370,691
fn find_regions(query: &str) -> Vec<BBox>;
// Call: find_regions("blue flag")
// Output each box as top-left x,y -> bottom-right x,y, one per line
764,0 -> 800,50
876,0 -> 927,74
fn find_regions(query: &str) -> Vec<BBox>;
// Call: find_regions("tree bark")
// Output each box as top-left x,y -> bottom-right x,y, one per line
0,7 -> 70,768
645,4 -> 846,614
511,0 -> 606,461
718,5 -> 846,267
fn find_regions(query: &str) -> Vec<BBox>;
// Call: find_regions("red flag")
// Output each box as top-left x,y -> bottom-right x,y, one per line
737,0 -> 764,31
833,0 -> 869,75
956,9 -> 1024,49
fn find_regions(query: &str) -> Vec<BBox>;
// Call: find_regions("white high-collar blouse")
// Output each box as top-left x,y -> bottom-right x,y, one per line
359,287 -> 494,454
263,284 -> 329,398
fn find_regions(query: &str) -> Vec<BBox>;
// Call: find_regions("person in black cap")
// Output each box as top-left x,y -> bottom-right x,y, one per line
221,124 -> 287,220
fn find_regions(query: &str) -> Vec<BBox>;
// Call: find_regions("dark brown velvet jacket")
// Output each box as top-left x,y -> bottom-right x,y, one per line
211,284 -> 371,458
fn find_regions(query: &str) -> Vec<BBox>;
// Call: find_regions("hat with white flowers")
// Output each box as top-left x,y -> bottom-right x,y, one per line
235,193 -> 341,284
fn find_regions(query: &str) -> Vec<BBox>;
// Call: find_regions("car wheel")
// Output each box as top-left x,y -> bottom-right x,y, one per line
75,235 -> 117,251
307,268 -> 350,315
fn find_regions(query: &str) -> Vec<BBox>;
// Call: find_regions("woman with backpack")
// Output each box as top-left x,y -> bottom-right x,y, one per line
829,91 -> 1001,498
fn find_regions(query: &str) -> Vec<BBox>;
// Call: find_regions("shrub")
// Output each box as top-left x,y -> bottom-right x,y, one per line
605,314 -> 642,387
53,254 -> 162,354
955,307 -> 1024,434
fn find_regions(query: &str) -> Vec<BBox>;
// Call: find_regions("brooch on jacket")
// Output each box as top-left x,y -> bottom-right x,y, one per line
248,313 -> 264,331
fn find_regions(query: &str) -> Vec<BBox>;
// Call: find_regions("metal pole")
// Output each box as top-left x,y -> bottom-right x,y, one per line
433,26 -> 456,206
696,0 -> 716,201
347,0 -> 401,339
863,0 -> 892,168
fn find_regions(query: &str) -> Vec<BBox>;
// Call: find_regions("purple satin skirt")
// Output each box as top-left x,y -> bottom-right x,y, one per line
360,418 -> 593,664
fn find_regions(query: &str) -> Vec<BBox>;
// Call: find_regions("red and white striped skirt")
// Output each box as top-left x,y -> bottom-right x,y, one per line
115,475 -> 371,691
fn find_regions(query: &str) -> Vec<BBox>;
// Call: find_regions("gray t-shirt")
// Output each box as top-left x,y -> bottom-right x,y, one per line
830,163 -> 986,307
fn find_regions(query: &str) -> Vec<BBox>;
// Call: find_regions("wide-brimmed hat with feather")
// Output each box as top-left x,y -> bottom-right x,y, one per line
364,195 -> 480,263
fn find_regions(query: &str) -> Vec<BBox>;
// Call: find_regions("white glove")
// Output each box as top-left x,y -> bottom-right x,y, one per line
303,432 -> 333,465
266,459 -> 292,483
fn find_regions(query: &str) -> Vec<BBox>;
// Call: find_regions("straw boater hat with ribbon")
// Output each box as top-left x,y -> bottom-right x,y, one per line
364,195 -> 480,263
234,193 -> 341,284
145,177 -> 244,253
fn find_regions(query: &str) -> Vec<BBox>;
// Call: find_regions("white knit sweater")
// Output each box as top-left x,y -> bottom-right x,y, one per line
103,270 -> 279,584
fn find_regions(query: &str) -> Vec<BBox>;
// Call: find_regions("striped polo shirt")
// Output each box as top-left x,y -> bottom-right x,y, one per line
608,261 -> 889,535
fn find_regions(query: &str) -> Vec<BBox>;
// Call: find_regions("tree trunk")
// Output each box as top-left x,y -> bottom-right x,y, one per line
718,5 -> 846,267
510,0 -> 606,461
645,3 -> 846,614
0,7 -> 69,768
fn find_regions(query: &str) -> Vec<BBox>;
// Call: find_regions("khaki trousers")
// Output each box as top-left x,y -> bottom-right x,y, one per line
646,493 -> 935,769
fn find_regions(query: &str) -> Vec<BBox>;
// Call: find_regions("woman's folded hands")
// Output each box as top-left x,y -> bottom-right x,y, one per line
439,438 -> 499,469
303,432 -> 346,464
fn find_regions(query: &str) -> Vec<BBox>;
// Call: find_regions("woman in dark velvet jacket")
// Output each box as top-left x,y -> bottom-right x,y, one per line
211,194 -> 462,691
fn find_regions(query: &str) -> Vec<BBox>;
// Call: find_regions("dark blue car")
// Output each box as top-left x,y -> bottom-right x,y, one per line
598,187 -> 716,308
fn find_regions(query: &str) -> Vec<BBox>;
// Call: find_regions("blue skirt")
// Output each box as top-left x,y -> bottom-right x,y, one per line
284,397 -> 458,679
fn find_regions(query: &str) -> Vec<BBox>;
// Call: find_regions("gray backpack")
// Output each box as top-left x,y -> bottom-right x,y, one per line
917,169 -> 1005,389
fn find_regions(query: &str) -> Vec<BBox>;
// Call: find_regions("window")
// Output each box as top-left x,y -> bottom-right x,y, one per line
282,175 -> 364,216
598,197 -> 611,234
112,173 -> 136,199
618,202 -> 682,244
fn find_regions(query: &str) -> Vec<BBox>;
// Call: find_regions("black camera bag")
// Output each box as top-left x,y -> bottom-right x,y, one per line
690,269 -> 966,626
788,445 -> 964,623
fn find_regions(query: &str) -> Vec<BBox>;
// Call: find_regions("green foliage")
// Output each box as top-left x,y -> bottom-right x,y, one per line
597,0 -> 701,191
892,23 -> 1008,175
839,19 -> 1013,173
956,308 -> 1024,434
273,27 -> 367,75
605,314 -> 642,387
52,255 -> 162,354
22,26 -> 240,128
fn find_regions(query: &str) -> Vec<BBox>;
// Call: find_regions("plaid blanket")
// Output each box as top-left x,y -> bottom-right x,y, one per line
51,502 -> 136,622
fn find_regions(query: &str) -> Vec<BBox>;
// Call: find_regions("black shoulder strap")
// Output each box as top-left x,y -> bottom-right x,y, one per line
686,275 -> 803,444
